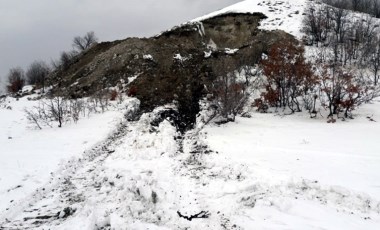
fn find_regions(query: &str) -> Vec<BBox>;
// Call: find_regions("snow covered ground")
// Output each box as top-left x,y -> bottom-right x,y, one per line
0,96 -> 125,215
194,0 -> 307,39
203,100 -> 380,229
1,98 -> 380,229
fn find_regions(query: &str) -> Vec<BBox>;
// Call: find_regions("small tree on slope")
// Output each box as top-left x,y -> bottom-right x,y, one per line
261,40 -> 317,113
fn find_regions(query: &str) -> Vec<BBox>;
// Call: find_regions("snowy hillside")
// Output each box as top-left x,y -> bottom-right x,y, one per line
194,0 -> 306,38
1,0 -> 380,229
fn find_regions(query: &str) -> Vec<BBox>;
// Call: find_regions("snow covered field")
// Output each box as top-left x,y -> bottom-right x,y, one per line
0,96 -> 125,214
204,100 -> 380,229
1,98 -> 380,229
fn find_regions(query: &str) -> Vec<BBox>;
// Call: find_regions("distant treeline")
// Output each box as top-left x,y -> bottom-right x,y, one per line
322,0 -> 380,18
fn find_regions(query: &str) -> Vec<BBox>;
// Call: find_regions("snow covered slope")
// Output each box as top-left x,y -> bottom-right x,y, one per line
194,0 -> 306,38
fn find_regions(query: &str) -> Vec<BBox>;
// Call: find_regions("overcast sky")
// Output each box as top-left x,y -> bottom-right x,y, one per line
0,0 -> 240,93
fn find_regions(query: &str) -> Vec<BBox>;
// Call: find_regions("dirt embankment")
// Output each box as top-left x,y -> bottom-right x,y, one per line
50,13 -> 294,130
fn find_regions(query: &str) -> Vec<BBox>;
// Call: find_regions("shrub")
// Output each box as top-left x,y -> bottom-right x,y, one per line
109,89 -> 118,101
260,39 -> 317,113
128,86 -> 138,97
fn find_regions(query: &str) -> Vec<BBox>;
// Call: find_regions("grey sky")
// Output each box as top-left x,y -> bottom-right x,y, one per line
0,0 -> 240,93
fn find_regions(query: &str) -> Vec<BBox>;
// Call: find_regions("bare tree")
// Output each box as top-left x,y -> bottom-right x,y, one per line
302,5 -> 329,46
25,97 -> 68,128
60,50 -> 79,71
69,98 -> 85,123
360,16 -> 378,61
6,67 -> 25,93
362,0 -> 373,13
210,57 -> 248,122
369,38 -> 380,85
24,96 -> 112,129
318,64 -> 375,118
26,61 -> 50,92
327,6 -> 350,63
352,0 -> 361,11
72,31 -> 98,52
90,89 -> 110,113
372,0 -> 380,18
47,97 -> 67,128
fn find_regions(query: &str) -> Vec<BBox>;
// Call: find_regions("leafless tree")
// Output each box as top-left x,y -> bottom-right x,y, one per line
26,61 -> 50,92
6,67 -> 25,93
372,0 -> 380,18
319,65 -> 349,117
60,50 -> 78,71
302,5 -> 329,46
318,64 -> 378,118
329,6 -> 349,63
352,0 -> 361,11
369,38 -> 380,85
48,97 -> 67,128
25,107 -> 46,130
25,97 -> 68,128
360,16 -> 378,62
25,96 -> 112,129
86,88 -> 110,114
210,57 -> 248,122
69,99 -> 85,123
72,31 -> 98,52
362,0 -> 373,13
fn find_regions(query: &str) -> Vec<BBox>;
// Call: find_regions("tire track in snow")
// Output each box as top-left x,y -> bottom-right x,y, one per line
0,122 -> 130,229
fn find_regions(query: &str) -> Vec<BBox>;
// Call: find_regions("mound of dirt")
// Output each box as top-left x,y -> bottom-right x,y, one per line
49,13 -> 295,130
